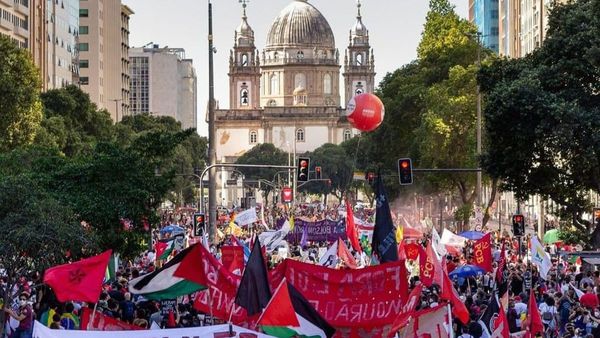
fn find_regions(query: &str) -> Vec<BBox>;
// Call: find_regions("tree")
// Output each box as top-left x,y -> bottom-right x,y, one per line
302,143 -> 354,203
235,143 -> 288,202
0,174 -> 95,335
0,35 -> 43,152
38,85 -> 114,156
480,0 -> 600,246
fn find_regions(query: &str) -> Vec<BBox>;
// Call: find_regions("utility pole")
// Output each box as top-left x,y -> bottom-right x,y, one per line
207,0 -> 217,243
475,32 -> 483,207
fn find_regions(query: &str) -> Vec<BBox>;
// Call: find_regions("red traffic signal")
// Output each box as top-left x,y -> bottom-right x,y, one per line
315,166 -> 322,180
297,157 -> 310,182
398,158 -> 413,185
512,214 -> 525,237
193,212 -> 205,237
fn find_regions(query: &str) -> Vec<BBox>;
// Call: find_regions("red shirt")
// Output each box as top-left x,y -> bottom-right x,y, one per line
580,293 -> 599,309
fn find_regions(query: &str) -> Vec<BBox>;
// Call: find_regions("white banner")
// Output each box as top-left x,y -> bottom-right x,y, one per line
440,229 -> 467,248
530,236 -> 552,280
33,321 -> 274,338
235,208 -> 258,226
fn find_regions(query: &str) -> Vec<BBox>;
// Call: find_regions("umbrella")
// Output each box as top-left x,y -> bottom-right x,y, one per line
160,224 -> 185,234
543,229 -> 561,244
458,230 -> 485,240
449,264 -> 485,279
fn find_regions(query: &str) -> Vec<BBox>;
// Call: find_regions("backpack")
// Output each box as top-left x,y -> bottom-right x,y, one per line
542,310 -> 554,321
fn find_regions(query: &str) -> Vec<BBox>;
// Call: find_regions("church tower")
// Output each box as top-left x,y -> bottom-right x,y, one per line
229,1 -> 260,109
343,0 -> 375,104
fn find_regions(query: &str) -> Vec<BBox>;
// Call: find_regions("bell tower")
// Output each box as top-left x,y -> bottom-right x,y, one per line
343,0 -> 376,104
229,0 -> 260,109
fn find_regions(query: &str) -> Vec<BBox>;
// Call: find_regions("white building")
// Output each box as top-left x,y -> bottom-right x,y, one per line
215,0 -> 376,206
129,45 -> 198,130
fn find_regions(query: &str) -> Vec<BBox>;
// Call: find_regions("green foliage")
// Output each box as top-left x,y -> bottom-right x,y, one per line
236,143 -> 288,198
480,0 -> 600,244
0,35 -> 43,152
302,143 -> 354,201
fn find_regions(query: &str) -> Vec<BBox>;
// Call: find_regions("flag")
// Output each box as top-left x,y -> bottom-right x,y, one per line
104,253 -> 119,283
156,237 -> 177,260
395,224 -> 404,243
43,250 -> 112,303
300,223 -> 308,249
479,294 -> 501,337
441,229 -> 467,248
372,172 -> 398,263
345,199 -> 362,253
391,284 -> 423,331
527,287 -> 544,337
337,239 -> 358,269
441,261 -> 470,325
235,208 -> 258,226
221,246 -> 245,275
473,233 -> 493,272
235,235 -> 272,316
431,228 -> 447,257
491,303 -> 509,338
530,236 -> 552,280
258,280 -> 335,338
419,244 -> 434,286
289,214 -> 295,232
129,246 -> 205,300
420,242 -> 443,287
318,242 -> 338,268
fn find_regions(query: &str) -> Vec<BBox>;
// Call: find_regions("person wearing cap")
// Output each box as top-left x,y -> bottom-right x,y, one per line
5,291 -> 34,338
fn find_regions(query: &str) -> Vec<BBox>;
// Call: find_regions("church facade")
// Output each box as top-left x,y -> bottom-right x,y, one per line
215,0 -> 376,206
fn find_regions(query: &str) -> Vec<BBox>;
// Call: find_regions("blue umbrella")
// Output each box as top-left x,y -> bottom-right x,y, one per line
449,264 -> 485,279
459,230 -> 485,240
160,224 -> 185,234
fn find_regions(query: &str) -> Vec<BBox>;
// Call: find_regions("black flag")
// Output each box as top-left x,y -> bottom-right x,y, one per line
371,171 -> 398,263
235,235 -> 272,316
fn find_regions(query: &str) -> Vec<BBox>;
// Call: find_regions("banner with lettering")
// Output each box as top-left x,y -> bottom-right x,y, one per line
33,321 -> 273,338
80,307 -> 142,331
473,233 -> 493,272
276,218 -> 347,242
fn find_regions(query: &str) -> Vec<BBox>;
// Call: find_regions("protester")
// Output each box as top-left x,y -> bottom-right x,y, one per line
5,291 -> 34,338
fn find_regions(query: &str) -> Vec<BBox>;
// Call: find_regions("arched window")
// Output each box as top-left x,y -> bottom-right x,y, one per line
241,53 -> 248,66
296,128 -> 305,142
294,73 -> 306,89
273,51 -> 279,61
356,53 -> 363,66
240,88 -> 249,106
297,51 -> 304,59
323,74 -> 332,94
270,73 -> 279,95
249,130 -> 258,144
344,129 -> 352,141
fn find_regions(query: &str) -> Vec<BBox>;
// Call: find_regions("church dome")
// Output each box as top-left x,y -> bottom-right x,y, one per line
266,0 -> 335,49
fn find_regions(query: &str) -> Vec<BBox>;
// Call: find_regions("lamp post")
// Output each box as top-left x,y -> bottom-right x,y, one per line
207,0 -> 218,243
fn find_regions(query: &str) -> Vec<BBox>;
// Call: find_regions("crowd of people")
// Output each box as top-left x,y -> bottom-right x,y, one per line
1,203 -> 598,338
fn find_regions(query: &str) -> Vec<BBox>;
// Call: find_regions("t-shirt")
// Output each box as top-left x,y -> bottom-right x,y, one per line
17,305 -> 33,330
539,303 -> 557,325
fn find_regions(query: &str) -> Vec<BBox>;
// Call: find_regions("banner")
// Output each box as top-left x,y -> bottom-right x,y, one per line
193,250 -> 408,337
276,218 -> 347,242
80,308 -> 142,331
473,233 -> 493,272
221,246 -> 245,275
235,208 -> 258,226
441,229 -> 467,248
33,321 -> 273,338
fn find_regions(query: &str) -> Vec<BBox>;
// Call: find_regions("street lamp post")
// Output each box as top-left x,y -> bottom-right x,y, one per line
207,0 -> 218,243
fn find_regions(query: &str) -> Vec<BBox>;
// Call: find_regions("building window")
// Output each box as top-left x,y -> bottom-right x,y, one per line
343,129 -> 352,141
297,51 -> 304,59
79,9 -> 88,17
240,88 -> 249,106
79,77 -> 89,85
270,73 -> 279,95
356,53 -> 363,66
294,73 -> 306,89
241,53 -> 248,66
249,130 -> 258,144
323,74 -> 332,94
79,59 -> 89,68
78,43 -> 89,51
79,26 -> 88,34
296,128 -> 305,142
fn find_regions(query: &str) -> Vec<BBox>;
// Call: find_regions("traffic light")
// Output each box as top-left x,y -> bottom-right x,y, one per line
365,172 -> 375,184
315,166 -> 322,180
512,214 -> 525,237
193,212 -> 205,237
594,208 -> 600,225
398,158 -> 413,185
297,157 -> 310,182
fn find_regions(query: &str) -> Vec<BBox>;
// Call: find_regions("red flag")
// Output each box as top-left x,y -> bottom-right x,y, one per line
80,307 -> 143,331
527,288 -> 544,337
496,241 -> 506,284
43,250 -> 112,303
420,242 -> 443,287
345,199 -> 362,253
491,303 -> 510,338
337,239 -> 358,269
391,284 -> 423,331
398,260 -> 410,305
441,261 -> 470,325
155,241 -> 167,259
404,243 -> 420,260
221,246 -> 245,275
473,233 -> 493,272
419,245 -> 434,286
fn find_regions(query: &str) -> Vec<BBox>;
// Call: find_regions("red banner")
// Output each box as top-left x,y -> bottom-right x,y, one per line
419,244 -> 435,287
191,243 -> 408,337
80,307 -> 143,331
221,246 -> 245,275
473,233 -> 493,272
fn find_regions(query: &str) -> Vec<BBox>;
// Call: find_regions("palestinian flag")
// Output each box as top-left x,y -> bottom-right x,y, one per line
258,279 -> 335,338
156,236 -> 178,260
128,246 -> 205,300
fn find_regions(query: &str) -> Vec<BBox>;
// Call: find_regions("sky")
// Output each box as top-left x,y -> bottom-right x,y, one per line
123,0 -> 469,136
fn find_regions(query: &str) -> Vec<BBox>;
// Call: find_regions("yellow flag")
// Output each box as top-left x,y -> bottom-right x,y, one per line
395,224 -> 404,243
289,214 -> 295,231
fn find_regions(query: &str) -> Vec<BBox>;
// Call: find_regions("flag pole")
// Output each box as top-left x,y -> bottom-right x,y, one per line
87,302 -> 99,330
447,303 -> 453,338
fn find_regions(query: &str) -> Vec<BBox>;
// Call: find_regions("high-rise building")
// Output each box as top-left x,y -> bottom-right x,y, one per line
129,45 -> 198,130
469,0 -> 500,53
78,0 -> 133,122
46,0 -> 79,89
0,0 -> 31,49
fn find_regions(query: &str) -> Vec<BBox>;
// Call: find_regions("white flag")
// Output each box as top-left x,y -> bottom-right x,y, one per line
318,242 -> 338,268
259,221 -> 290,253
234,208 -> 258,226
432,228 -> 447,257
440,229 -> 467,247
530,236 -> 552,280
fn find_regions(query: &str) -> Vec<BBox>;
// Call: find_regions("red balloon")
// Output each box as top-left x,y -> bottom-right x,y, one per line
345,93 -> 385,132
